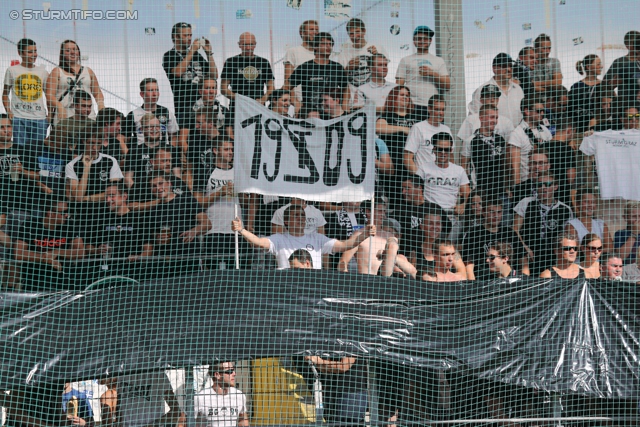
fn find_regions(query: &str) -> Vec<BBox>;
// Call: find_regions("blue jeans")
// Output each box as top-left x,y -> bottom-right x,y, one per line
13,117 -> 49,147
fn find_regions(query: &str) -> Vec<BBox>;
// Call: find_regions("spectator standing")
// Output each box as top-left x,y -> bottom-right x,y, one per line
334,18 -> 389,109
532,34 -> 563,92
568,54 -> 603,134
123,78 -> 179,147
513,172 -> 573,275
395,26 -> 450,120
231,205 -> 375,270
163,22 -> 217,149
512,46 -> 537,99
45,40 -> 104,124
220,32 -> 275,139
403,94 -> 452,175
186,107 -> 222,191
468,53 -> 524,125
271,199 -> 326,235
356,54 -> 396,111
511,147 -> 551,206
2,38 -> 49,147
545,115 -> 576,204
70,90 -> 95,122
508,96 -> 552,186
284,20 -> 319,112
195,362 -> 249,427
192,77 -> 229,129
543,85 -> 569,136
603,30 -> 640,100
285,32 -> 349,112
613,201 -> 640,266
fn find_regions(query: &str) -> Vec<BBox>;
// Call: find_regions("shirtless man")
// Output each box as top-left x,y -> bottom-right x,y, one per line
337,199 -> 414,276
424,240 -> 467,282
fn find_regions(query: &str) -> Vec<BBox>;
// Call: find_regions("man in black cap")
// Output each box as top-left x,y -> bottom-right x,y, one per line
468,52 -> 524,125
395,25 -> 450,120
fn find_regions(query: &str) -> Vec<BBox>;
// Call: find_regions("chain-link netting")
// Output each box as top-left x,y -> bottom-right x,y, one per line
1,0 -> 640,426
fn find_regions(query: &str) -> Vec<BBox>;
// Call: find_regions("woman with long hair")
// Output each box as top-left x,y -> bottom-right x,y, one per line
45,40 -> 105,124
376,85 -> 420,207
580,233 -> 604,278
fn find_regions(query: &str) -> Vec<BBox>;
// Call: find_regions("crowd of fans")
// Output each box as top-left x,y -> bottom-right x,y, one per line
2,20 -> 640,293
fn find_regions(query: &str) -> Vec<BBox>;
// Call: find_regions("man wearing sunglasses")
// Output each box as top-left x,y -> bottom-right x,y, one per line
195,362 -> 249,427
508,96 -> 552,186
418,132 -> 470,242
512,171 -> 573,276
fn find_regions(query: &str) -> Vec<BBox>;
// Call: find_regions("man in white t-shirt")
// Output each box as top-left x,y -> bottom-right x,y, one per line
508,96 -> 552,185
195,361 -> 249,427
334,18 -> 389,109
395,26 -> 450,119
232,204 -> 375,269
419,132 -> 470,215
283,20 -> 319,110
2,38 -> 49,147
403,94 -> 452,174
468,53 -> 524,125
355,54 -> 397,111
118,371 -> 185,427
271,198 -> 326,235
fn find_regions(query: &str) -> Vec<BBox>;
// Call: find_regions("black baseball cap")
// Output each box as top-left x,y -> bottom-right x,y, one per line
492,52 -> 515,67
480,84 -> 501,98
413,26 -> 435,38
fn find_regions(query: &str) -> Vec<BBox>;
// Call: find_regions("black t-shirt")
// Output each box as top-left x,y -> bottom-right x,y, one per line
124,143 -> 180,202
604,55 -> 640,99
187,131 -> 216,184
377,112 -> 420,168
16,217 -> 81,254
511,179 -> 537,206
462,224 -> 526,280
191,99 -> 228,131
162,48 -> 210,113
0,144 -> 38,212
220,55 -> 274,100
393,201 -> 446,257
146,192 -> 203,256
519,198 -> 573,272
325,208 -> 367,242
545,140 -> 576,203
66,153 -> 122,198
86,210 -> 151,258
470,131 -> 508,196
513,61 -> 534,98
288,60 -> 348,109
101,137 -> 125,163
23,145 -> 75,200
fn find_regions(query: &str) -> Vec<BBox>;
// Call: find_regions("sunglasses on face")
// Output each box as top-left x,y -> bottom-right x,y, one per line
562,246 -> 578,252
586,245 -> 603,252
433,146 -> 452,153
218,368 -> 235,375
625,114 -> 640,119
538,181 -> 555,188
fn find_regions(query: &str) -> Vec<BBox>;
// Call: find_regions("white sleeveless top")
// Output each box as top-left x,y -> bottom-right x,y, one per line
566,217 -> 605,244
54,66 -> 95,123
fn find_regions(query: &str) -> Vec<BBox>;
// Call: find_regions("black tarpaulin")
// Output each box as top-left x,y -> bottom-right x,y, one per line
0,271 -> 638,399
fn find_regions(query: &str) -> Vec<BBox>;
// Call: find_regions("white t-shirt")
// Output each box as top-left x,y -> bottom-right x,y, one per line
204,167 -> 240,235
508,121 -> 552,182
404,120 -> 453,172
284,45 -> 316,103
271,204 -> 326,234
355,80 -> 397,108
334,42 -> 390,107
128,105 -> 179,146
3,64 -> 49,120
268,232 -> 337,269
458,114 -> 515,157
118,372 -> 174,427
194,387 -> 247,427
468,78 -> 524,125
395,53 -> 448,106
579,129 -> 640,200
419,162 -> 470,210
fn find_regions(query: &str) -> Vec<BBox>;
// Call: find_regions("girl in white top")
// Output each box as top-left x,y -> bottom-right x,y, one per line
45,40 -> 104,124
564,188 -> 612,250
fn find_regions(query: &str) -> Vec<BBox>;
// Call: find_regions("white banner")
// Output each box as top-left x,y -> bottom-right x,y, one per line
234,95 -> 376,202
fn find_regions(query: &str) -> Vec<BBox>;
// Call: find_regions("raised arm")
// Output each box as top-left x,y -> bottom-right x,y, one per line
232,217 -> 271,250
